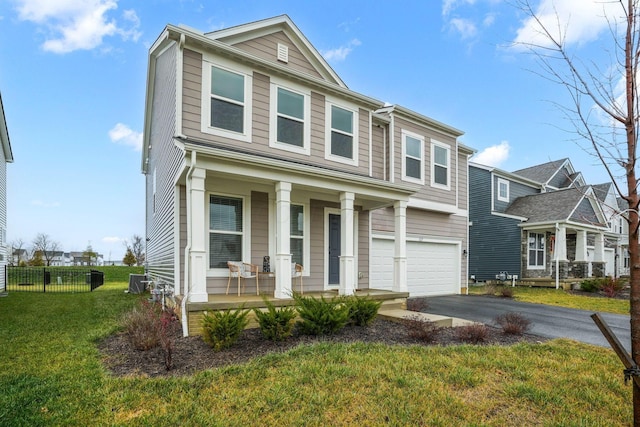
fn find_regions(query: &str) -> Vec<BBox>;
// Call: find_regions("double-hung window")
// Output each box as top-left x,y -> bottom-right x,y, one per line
402,130 -> 424,184
202,59 -> 252,142
528,232 -> 545,268
431,141 -> 450,189
270,81 -> 310,155
497,178 -> 509,202
290,204 -> 304,265
209,195 -> 243,269
325,103 -> 358,165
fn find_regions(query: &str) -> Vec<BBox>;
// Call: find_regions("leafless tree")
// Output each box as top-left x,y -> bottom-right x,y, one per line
513,0 -> 640,422
32,233 -> 60,267
9,238 -> 24,266
130,234 -> 145,266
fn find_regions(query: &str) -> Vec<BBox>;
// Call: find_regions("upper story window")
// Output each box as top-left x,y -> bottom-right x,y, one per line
325,102 -> 359,166
210,66 -> 244,133
401,130 -> 424,185
201,58 -> 252,142
497,178 -> 509,202
270,80 -> 311,155
431,140 -> 450,190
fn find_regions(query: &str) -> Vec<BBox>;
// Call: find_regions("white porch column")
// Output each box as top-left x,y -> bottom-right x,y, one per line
274,182 -> 292,298
554,224 -> 568,261
188,167 -> 208,303
339,192 -> 356,296
594,232 -> 605,262
393,200 -> 408,292
575,230 -> 588,261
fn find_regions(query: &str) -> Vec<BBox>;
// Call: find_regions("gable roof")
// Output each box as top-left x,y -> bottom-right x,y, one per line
592,182 -> 614,204
0,92 -> 14,163
204,15 -> 346,88
511,158 -> 569,185
505,186 -> 606,227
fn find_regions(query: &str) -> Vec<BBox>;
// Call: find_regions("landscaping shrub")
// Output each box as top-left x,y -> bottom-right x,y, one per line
342,295 -> 383,326
122,300 -> 162,350
455,323 -> 489,344
499,286 -> 514,298
406,297 -> 429,312
403,315 -> 441,342
601,277 -> 627,298
201,307 -> 249,351
253,300 -> 297,341
292,293 -> 350,336
159,307 -> 177,370
579,279 -> 602,293
494,312 -> 532,335
484,284 -> 497,296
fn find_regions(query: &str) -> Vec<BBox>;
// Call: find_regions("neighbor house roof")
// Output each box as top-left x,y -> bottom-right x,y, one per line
512,158 -> 568,183
0,92 -> 14,163
505,186 -> 605,227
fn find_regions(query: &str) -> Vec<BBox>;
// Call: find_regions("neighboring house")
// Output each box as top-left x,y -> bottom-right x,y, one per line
0,93 -> 13,292
69,251 -> 103,266
142,15 -> 473,312
469,158 -> 624,282
11,248 -> 27,266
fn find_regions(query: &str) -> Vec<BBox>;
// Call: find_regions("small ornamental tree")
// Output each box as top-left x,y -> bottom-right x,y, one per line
123,248 -> 136,266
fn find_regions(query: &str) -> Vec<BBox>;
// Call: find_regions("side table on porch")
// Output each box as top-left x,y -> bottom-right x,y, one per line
257,272 -> 275,295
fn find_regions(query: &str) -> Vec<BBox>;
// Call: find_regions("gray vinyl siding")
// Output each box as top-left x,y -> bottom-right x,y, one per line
469,167 -> 522,281
393,116 -> 457,206
370,124 -> 386,180
570,197 -> 599,224
250,191 -> 269,267
493,175 -> 539,213
0,145 -> 6,290
232,31 -> 324,80
179,185 -> 186,293
146,44 -> 184,286
548,166 -> 570,188
358,211 -> 370,289
457,150 -> 468,210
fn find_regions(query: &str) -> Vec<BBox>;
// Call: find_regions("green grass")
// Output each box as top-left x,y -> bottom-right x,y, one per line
470,284 -> 631,315
0,280 -> 633,426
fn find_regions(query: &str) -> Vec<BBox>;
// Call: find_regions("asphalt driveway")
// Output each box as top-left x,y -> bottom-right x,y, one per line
424,295 -> 631,352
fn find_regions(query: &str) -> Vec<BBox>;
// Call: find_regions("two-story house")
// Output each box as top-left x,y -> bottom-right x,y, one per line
142,16 -> 473,333
469,158 -> 623,283
0,93 -> 13,294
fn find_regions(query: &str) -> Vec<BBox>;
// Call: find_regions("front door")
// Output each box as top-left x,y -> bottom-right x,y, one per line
328,213 -> 341,284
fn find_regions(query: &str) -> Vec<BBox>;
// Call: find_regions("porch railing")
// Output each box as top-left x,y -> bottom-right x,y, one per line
6,267 -> 104,293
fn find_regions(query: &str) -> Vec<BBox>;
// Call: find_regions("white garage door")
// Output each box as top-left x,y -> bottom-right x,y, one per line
370,238 -> 460,296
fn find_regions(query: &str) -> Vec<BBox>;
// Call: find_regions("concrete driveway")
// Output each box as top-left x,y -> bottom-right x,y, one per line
424,295 -> 631,352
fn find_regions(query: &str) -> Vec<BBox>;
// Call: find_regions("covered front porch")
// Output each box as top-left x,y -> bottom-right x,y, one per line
177,141 -> 417,312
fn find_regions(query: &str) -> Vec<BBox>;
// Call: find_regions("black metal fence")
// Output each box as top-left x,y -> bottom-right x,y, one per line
6,267 -> 105,293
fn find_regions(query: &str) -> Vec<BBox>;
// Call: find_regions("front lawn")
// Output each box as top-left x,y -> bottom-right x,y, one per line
0,274 -> 632,426
469,284 -> 630,315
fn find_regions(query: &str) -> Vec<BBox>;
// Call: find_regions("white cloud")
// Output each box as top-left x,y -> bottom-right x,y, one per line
31,199 -> 61,208
109,123 -> 142,151
449,18 -> 477,39
322,39 -> 361,62
102,236 -> 123,244
471,141 -> 510,167
442,0 -> 477,16
512,0 -> 620,49
13,0 -> 141,53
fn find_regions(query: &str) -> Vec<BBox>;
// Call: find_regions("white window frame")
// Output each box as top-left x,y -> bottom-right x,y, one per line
201,57 -> 253,143
207,192 -> 251,275
497,178 -> 509,202
401,129 -> 425,185
528,232 -> 545,269
431,140 -> 450,190
289,203 -> 309,267
269,79 -> 311,155
324,99 -> 359,166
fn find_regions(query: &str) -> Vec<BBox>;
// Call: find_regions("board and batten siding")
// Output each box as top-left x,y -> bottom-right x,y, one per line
232,31 -> 323,80
146,43 -> 184,287
468,166 -> 522,281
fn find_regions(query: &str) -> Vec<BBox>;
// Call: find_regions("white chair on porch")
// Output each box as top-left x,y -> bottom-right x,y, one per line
226,261 -> 260,296
292,263 -> 304,294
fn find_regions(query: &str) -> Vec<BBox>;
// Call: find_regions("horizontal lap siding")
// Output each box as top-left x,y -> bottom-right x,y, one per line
457,151 -> 468,210
0,146 -> 6,290
310,92 -> 326,160
182,49 -> 203,139
358,109 -> 370,174
371,124 -> 386,180
358,211 -> 369,289
250,192 -> 269,268
147,44 -> 183,286
233,31 -> 323,79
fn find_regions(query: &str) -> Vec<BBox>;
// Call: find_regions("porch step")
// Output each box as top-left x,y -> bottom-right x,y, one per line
378,308 -> 475,328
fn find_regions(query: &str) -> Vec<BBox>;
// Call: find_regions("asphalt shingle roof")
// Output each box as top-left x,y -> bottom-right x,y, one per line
505,186 -> 597,225
511,158 -> 567,184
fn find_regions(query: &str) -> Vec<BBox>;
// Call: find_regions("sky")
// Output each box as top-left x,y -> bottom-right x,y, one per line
0,0 -> 628,262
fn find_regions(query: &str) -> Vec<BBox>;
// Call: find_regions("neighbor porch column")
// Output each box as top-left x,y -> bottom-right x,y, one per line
339,192 -> 355,296
554,224 -> 568,261
594,232 -> 605,262
393,200 -> 408,292
274,182 -> 292,299
188,167 -> 208,303
575,230 -> 588,261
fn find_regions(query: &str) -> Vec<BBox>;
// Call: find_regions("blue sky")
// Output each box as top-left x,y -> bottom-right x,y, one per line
0,0 -> 622,261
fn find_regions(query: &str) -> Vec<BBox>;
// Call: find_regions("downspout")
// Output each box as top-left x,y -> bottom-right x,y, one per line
181,150 -> 196,337
555,222 -> 560,290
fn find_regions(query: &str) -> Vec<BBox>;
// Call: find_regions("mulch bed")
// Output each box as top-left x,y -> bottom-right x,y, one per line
98,317 -> 546,378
